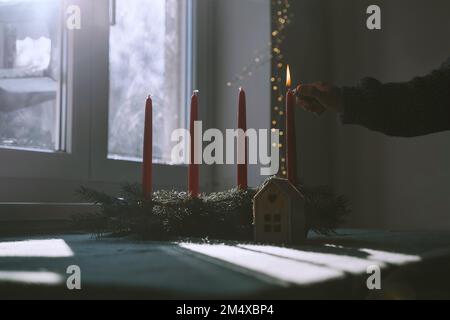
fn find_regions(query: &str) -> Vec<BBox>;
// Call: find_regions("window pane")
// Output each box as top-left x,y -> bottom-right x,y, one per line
108,0 -> 188,163
0,0 -> 63,151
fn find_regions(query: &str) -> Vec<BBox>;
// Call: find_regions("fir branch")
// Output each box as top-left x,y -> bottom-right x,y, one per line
77,186 -> 117,206
75,179 -> 350,240
303,186 -> 351,235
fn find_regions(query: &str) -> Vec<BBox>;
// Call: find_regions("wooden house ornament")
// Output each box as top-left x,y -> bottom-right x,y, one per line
253,178 -> 307,245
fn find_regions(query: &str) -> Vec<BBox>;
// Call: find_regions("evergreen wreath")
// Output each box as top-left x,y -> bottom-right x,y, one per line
76,177 -> 350,241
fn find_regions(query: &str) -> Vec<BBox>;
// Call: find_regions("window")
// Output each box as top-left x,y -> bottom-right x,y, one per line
0,0 -> 65,151
264,213 -> 282,233
0,0 -> 194,203
108,0 -> 188,163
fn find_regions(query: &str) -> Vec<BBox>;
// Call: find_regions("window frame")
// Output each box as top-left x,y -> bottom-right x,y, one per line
89,0 -> 191,188
0,0 -> 213,204
0,0 -> 90,197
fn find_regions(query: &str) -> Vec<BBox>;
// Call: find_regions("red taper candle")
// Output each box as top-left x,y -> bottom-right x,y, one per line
286,65 -> 297,186
142,96 -> 153,199
188,91 -> 199,198
237,87 -> 248,190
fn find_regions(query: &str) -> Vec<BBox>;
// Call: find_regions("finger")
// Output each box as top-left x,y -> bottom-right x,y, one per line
296,97 -> 310,110
315,81 -> 331,91
297,84 -> 325,101
300,97 -> 326,115
294,82 -> 330,95
297,96 -> 325,113
311,102 -> 326,116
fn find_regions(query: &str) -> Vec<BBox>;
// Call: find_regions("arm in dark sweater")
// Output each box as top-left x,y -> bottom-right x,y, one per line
341,59 -> 450,137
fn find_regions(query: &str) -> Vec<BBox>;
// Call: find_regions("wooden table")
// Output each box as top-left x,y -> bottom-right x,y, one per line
0,230 -> 449,299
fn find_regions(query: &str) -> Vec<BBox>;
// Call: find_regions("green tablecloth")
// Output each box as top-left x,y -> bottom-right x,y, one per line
0,230 -> 449,299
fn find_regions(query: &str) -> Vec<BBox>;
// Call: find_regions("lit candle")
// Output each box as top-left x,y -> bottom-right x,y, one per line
286,65 -> 297,186
142,96 -> 153,200
188,91 -> 200,198
237,87 -> 248,190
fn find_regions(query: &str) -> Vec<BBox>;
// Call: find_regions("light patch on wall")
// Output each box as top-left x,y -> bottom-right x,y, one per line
0,239 -> 74,257
0,271 -> 63,285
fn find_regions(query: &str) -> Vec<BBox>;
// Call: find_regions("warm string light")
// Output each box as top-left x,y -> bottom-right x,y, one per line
226,0 -> 293,177
226,0 -> 292,88
271,0 -> 292,177
227,45 -> 273,87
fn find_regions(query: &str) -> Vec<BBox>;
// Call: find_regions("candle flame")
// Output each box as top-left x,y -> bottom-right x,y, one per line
286,65 -> 292,88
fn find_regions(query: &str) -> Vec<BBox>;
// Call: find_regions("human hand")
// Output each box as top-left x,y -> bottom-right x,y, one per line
294,82 -> 344,115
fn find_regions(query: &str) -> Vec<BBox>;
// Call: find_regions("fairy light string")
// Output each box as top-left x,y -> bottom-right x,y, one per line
271,0 -> 292,177
226,0 -> 293,177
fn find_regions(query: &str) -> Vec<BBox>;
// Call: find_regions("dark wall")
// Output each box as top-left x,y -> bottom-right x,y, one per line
284,0 -> 450,230
277,0 -> 335,188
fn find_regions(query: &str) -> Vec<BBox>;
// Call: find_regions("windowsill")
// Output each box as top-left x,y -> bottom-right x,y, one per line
107,154 -> 187,167
0,145 -> 61,154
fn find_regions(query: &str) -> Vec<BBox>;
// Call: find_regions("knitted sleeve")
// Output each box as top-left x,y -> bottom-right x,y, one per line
341,58 -> 450,137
